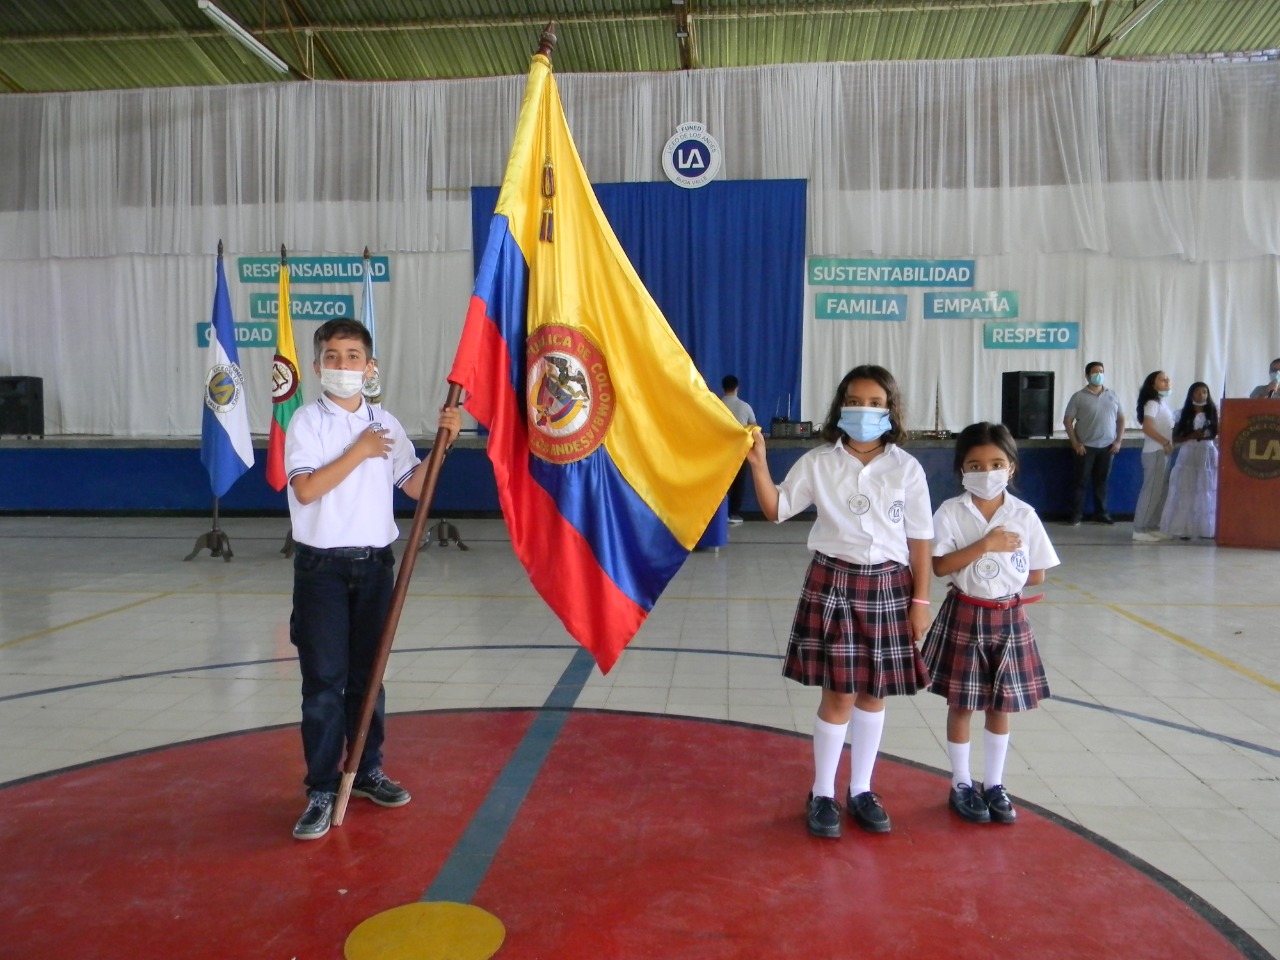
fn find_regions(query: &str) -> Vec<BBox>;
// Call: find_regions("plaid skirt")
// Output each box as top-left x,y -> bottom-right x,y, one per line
782,552 -> 929,696
919,591 -> 1050,712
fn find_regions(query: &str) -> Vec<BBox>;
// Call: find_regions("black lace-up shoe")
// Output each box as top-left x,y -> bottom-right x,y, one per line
846,790 -> 892,833
352,768 -> 412,807
807,793 -> 842,838
982,783 -> 1018,824
949,782 -> 991,823
292,790 -> 335,840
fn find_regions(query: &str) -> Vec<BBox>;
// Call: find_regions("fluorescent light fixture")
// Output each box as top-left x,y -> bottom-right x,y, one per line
197,0 -> 289,74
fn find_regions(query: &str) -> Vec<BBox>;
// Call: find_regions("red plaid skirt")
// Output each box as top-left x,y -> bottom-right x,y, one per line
782,553 -> 929,696
919,591 -> 1050,711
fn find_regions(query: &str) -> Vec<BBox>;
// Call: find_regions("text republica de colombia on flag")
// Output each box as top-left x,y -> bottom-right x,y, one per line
449,53 -> 752,674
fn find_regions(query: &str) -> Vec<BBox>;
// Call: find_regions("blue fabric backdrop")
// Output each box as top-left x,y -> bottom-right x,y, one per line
471,179 -> 806,431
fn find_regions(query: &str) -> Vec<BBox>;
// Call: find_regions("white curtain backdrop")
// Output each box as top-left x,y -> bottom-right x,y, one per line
0,57 -> 1277,435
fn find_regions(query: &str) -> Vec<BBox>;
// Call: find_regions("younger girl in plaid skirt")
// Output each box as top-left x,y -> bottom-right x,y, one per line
920,422 -> 1059,825
747,365 -> 934,839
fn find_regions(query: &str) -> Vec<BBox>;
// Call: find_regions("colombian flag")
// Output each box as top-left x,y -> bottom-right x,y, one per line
450,54 -> 751,673
266,250 -> 303,491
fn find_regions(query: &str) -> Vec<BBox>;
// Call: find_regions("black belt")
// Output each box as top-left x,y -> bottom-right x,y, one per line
296,544 -> 387,560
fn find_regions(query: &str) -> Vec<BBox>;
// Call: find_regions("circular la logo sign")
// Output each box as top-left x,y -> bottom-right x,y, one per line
662,122 -> 722,189
205,362 -> 244,414
1232,415 -> 1280,480
526,325 -> 615,464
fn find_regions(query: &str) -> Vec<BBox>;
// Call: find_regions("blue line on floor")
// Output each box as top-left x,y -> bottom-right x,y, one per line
420,646 -> 596,904
1052,695 -> 1280,760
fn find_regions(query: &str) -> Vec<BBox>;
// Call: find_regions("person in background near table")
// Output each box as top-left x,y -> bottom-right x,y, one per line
1063,361 -> 1125,525
721,375 -> 757,525
1132,371 -> 1174,543
1159,382 -> 1219,541
1249,358 -> 1280,399
920,422 -> 1058,826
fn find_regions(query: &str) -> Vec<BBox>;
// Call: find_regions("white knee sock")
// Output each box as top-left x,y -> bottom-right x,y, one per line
984,729 -> 1010,788
947,740 -> 972,789
811,716 -> 848,800
848,706 -> 885,796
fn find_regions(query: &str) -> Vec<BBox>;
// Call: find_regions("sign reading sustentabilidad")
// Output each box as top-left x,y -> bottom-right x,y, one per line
925,291 -> 1018,320
984,322 -> 1079,349
809,258 -> 975,287
815,293 -> 908,321
237,256 -> 391,284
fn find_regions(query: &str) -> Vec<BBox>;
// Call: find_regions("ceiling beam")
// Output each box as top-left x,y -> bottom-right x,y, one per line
1056,1 -> 1092,56
1087,0 -> 1170,57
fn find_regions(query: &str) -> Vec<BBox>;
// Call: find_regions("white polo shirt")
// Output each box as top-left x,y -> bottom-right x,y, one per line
284,397 -> 421,549
931,492 -> 1060,599
775,441 -> 933,566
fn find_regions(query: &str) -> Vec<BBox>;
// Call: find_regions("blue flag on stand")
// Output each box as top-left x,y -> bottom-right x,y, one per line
360,249 -> 383,404
200,247 -> 254,497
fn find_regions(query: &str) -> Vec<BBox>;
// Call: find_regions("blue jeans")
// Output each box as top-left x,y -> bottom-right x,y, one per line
291,544 -> 396,792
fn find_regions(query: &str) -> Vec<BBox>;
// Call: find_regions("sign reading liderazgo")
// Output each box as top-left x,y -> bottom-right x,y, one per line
816,294 -> 907,321
984,322 -> 1078,349
926,291 -> 1018,319
809,258 -> 975,287
249,294 -> 355,320
238,256 -> 391,284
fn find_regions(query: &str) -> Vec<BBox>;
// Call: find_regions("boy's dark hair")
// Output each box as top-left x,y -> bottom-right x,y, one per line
1173,382 -> 1218,440
1085,360 -> 1104,376
952,421 -> 1019,476
820,364 -> 905,446
722,374 -> 739,393
313,317 -> 372,362
1136,370 -> 1164,423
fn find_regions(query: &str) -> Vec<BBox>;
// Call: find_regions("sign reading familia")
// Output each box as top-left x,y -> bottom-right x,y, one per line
237,256 -> 391,283
809,258 -> 975,287
661,123 -> 722,189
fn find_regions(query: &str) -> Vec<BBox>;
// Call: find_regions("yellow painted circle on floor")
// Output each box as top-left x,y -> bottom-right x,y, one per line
345,902 -> 505,960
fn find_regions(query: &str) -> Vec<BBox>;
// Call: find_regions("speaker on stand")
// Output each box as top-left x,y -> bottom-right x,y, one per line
0,376 -> 44,438
1000,371 -> 1054,439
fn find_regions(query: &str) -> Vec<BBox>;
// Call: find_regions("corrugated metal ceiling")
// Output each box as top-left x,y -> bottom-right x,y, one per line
1,0 -> 1278,94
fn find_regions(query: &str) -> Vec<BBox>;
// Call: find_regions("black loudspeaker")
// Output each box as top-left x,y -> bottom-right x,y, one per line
1001,371 -> 1054,439
0,376 -> 45,437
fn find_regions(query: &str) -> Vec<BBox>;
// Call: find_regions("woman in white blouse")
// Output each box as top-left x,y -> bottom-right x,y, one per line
1132,371 -> 1174,543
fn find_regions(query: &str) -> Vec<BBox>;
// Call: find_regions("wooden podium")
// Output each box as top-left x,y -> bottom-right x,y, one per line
1216,399 -> 1280,549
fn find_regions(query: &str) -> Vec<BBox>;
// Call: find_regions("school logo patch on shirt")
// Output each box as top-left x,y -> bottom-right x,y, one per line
887,500 -> 905,524
975,557 -> 1000,580
848,494 -> 871,515
1011,549 -> 1028,574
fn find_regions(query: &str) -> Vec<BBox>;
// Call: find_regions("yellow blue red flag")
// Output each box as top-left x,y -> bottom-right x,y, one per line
449,53 -> 751,673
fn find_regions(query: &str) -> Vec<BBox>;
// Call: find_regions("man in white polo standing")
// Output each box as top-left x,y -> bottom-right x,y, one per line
1063,360 -> 1125,526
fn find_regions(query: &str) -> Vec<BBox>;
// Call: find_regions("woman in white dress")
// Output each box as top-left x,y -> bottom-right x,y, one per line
1159,382 -> 1218,540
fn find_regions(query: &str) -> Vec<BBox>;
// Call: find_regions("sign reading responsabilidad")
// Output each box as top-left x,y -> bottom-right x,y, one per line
809,258 -> 975,287
984,322 -> 1079,349
925,291 -> 1018,319
237,256 -> 391,284
815,293 -> 908,321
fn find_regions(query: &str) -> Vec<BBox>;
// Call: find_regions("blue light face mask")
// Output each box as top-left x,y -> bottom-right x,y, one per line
838,406 -> 892,443
1158,389 -> 1172,398
1088,372 -> 1105,387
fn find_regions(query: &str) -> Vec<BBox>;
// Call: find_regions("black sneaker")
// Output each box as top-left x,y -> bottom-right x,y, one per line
846,790 -> 891,833
806,793 -> 842,838
352,768 -> 412,807
982,783 -> 1017,824
1096,513 -> 1115,525
292,790 -> 335,840
948,782 -> 991,823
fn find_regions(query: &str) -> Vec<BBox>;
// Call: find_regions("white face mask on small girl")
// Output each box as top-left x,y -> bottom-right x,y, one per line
962,469 -> 1010,501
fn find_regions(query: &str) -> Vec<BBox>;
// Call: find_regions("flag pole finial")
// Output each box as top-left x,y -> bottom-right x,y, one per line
363,246 -> 370,259
280,244 -> 287,263
217,239 -> 223,258
538,22 -> 557,58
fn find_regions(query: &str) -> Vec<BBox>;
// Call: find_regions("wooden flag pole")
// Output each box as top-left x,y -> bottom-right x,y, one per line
332,382 -> 461,825
331,19 -> 558,829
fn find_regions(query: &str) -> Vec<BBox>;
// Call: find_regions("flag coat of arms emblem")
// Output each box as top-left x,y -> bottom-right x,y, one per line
449,53 -> 751,673
200,249 -> 253,497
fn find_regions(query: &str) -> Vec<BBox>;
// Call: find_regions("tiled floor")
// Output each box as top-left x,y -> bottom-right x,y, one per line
1,515 -> 1277,957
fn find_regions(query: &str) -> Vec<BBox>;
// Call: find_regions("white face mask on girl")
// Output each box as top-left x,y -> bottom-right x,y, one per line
320,368 -> 365,399
962,469 -> 1010,501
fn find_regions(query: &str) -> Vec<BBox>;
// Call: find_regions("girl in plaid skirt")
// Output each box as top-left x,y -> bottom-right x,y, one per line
920,422 -> 1059,825
747,365 -> 935,839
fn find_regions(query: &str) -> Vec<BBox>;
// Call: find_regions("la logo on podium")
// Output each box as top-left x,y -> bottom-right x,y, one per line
1233,415 -> 1280,480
